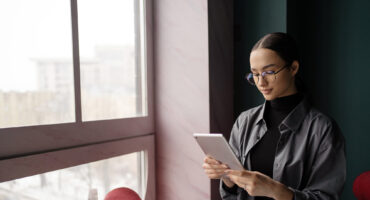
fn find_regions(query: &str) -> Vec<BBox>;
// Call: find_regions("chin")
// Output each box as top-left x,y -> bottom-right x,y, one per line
262,94 -> 276,101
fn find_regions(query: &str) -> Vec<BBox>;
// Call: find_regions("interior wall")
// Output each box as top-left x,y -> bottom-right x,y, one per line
234,0 -> 287,117
287,1 -> 370,199
153,0 -> 211,199
208,0 -> 234,199
154,0 -> 234,199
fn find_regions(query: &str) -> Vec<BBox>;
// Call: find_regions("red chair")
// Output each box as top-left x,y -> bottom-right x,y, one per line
353,171 -> 370,200
104,187 -> 141,200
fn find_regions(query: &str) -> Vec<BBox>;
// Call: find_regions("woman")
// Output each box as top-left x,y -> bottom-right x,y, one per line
202,32 -> 346,200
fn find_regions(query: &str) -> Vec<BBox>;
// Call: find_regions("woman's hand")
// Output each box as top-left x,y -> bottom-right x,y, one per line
202,156 -> 235,188
225,170 -> 293,200
202,155 -> 229,179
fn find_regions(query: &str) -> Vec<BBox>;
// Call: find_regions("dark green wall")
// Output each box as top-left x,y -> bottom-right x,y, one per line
235,0 -> 370,199
287,1 -> 370,199
234,0 -> 286,117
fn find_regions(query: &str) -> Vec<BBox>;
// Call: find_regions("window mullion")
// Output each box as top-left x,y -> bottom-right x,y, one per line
134,0 -> 142,116
70,0 -> 82,123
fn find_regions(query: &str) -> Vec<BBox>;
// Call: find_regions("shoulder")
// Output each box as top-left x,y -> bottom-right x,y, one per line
306,107 -> 334,127
300,95 -> 337,131
304,107 -> 344,147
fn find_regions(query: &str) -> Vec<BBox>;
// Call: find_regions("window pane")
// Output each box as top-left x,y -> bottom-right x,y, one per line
0,152 -> 144,200
78,0 -> 147,121
0,0 -> 75,128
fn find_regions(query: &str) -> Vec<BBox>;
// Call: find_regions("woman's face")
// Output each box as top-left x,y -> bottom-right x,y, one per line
249,48 -> 298,100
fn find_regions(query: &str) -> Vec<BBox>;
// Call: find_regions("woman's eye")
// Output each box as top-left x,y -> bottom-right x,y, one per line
265,71 -> 275,75
253,73 -> 259,76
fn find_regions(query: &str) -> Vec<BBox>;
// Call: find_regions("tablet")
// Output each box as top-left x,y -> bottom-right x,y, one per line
193,133 -> 244,170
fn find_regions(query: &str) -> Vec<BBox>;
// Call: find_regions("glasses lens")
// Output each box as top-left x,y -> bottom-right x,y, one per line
246,73 -> 256,85
263,71 -> 276,83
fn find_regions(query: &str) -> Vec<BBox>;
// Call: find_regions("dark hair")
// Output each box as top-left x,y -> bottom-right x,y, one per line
252,32 -> 299,65
251,32 -> 306,92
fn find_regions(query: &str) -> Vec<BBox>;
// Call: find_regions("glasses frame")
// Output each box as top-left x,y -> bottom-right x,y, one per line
246,64 -> 290,85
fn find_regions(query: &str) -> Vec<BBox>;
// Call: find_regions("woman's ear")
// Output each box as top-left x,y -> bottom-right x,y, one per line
290,60 -> 299,76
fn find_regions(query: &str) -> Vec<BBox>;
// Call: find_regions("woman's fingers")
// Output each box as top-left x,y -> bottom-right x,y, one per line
207,173 -> 223,179
202,163 -> 228,170
204,168 -> 227,174
203,167 -> 227,179
204,169 -> 227,179
225,170 -> 275,197
203,156 -> 230,179
227,174 -> 245,187
204,156 -> 221,165
225,170 -> 254,188
225,169 -> 252,177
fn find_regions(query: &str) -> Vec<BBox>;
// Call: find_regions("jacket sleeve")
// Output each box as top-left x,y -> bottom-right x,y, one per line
219,113 -> 245,200
290,120 -> 346,200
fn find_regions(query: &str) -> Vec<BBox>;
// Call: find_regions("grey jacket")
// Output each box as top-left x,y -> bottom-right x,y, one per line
220,97 -> 346,200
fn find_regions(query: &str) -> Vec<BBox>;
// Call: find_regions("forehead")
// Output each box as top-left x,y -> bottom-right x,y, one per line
249,48 -> 284,70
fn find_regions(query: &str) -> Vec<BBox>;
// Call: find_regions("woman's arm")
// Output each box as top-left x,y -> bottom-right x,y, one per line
219,112 -> 246,199
222,176 -> 235,188
289,121 -> 346,200
226,170 -> 293,200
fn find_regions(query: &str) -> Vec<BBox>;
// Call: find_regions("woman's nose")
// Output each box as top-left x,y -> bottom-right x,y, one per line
257,76 -> 267,86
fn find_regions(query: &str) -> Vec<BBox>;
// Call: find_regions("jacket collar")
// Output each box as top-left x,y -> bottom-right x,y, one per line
255,102 -> 267,125
255,95 -> 311,132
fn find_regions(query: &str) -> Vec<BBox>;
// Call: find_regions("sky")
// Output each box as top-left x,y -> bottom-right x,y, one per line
0,0 -> 136,91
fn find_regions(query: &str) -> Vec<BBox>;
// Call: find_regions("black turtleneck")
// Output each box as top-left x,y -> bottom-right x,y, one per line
248,93 -> 303,200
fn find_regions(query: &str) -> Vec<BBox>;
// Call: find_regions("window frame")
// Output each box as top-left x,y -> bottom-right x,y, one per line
0,0 -> 155,199
0,0 -> 153,158
0,134 -> 156,200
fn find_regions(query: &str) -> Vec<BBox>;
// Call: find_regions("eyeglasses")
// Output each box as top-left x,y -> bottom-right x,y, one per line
246,64 -> 289,85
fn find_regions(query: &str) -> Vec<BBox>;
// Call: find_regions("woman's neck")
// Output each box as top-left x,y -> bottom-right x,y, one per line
268,92 -> 303,111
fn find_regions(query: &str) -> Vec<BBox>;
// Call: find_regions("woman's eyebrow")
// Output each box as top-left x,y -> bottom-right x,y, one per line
251,64 -> 276,71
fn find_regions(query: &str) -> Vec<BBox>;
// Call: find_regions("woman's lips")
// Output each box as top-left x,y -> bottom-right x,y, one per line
260,89 -> 272,94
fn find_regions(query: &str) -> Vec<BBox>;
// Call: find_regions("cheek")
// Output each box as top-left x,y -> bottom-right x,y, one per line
272,75 -> 292,91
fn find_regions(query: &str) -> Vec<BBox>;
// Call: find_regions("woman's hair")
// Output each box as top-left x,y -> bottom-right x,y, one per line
251,32 -> 299,65
251,32 -> 306,92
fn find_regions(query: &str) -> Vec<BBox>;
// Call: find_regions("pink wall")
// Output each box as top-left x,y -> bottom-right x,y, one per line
153,0 -> 211,199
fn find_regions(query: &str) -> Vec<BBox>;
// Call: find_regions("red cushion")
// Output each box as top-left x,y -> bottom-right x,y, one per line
353,171 -> 370,200
104,187 -> 141,200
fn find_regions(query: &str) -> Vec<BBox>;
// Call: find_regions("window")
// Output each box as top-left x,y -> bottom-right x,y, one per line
0,152 -> 144,200
0,0 -> 148,128
78,0 -> 147,121
0,143 -> 156,199
0,0 -> 154,199
0,0 -> 75,128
